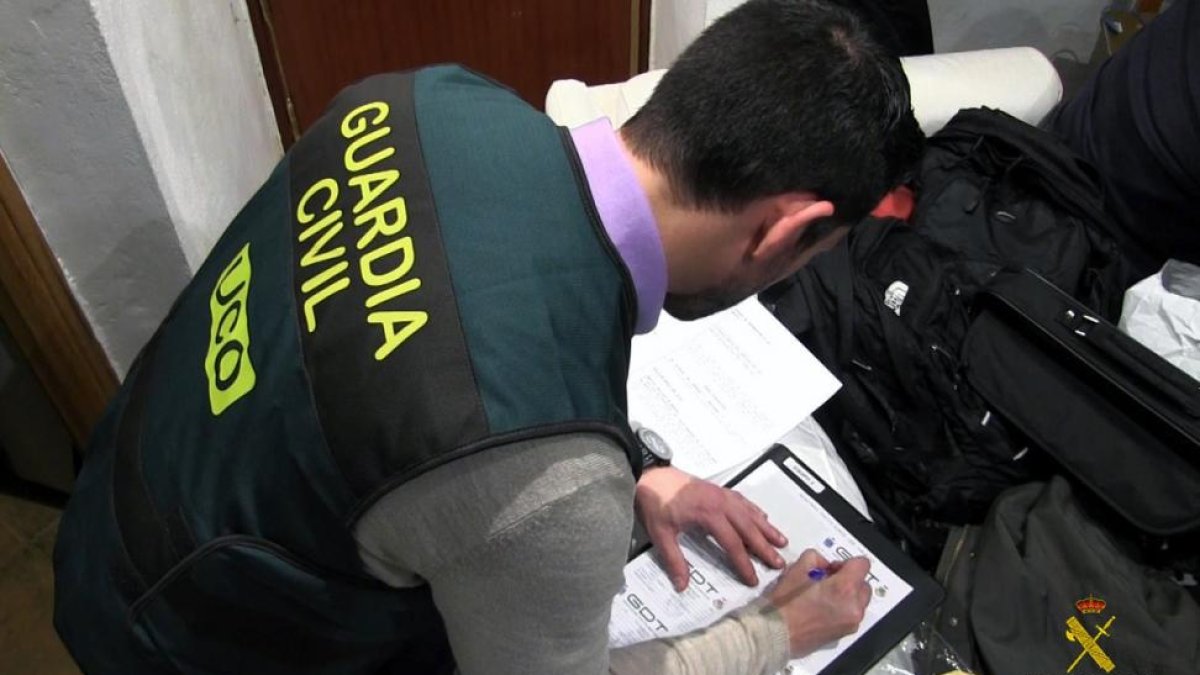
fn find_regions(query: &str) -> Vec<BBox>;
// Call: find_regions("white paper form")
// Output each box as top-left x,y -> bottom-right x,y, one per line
609,460 -> 913,674
628,299 -> 841,478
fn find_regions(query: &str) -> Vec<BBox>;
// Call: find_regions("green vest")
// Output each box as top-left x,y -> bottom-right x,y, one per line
54,66 -> 639,674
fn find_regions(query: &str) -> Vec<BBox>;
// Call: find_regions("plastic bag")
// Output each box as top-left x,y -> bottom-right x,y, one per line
860,621 -> 975,675
1119,259 -> 1200,381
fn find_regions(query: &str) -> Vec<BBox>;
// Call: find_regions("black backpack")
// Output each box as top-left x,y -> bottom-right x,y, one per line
761,108 -> 1130,564
914,108 -> 1133,309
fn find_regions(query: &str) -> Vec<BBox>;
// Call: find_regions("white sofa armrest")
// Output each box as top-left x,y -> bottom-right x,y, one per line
903,47 -> 1062,135
545,47 -> 1062,136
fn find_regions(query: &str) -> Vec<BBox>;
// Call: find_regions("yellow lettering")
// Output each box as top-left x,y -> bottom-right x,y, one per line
348,169 -> 400,215
213,248 -> 249,304
215,339 -> 244,383
299,213 -> 346,268
299,103 -> 429,356
368,310 -> 428,360
303,275 -> 351,333
300,260 -> 349,295
344,126 -> 394,172
360,236 -> 415,287
341,101 -> 389,139
296,178 -> 339,224
205,243 -> 256,415
354,198 -> 408,250
214,301 -> 242,341
298,209 -> 341,243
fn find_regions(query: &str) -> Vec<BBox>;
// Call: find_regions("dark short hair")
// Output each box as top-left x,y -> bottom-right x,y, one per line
621,0 -> 923,223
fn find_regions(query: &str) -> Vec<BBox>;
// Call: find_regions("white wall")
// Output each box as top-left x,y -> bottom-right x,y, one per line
650,0 -> 1109,70
93,0 -> 281,270
927,0 -> 1109,64
650,0 -> 744,70
0,0 -> 280,375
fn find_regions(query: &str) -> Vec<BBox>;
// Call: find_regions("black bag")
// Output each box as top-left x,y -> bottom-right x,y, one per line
964,268 -> 1200,538
930,479 -> 1200,675
762,108 -> 1131,563
912,108 -> 1132,315
763,219 -> 1043,565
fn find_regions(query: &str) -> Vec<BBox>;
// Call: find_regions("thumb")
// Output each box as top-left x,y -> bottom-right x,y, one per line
649,526 -> 691,592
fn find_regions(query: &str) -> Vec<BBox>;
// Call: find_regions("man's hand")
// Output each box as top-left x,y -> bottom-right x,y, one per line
634,466 -> 787,591
768,550 -> 872,656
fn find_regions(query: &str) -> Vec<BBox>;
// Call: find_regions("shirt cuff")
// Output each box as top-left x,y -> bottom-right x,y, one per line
735,597 -> 791,673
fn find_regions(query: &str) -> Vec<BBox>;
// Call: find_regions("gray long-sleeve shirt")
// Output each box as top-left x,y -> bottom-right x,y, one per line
353,432 -> 790,674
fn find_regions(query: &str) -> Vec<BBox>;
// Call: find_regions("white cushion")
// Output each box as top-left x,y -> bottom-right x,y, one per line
545,47 -> 1062,136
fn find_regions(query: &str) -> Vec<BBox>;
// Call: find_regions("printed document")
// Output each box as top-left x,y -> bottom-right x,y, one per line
628,299 -> 841,478
609,459 -> 913,674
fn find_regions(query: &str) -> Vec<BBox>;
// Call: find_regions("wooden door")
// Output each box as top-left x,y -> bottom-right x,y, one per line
0,154 -> 116,457
249,0 -> 650,146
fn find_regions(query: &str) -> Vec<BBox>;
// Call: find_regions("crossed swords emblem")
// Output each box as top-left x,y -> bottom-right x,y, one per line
1065,614 -> 1117,673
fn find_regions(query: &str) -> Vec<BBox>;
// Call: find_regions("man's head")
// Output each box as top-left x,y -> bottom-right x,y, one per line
620,0 -> 923,319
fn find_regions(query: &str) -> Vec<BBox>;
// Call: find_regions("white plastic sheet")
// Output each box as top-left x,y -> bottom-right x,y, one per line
1119,260 -> 1200,382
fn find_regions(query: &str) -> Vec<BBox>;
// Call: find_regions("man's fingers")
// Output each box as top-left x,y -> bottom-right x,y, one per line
749,507 -> 788,549
762,520 -> 788,547
732,511 -> 785,569
796,549 -> 830,570
649,526 -> 691,592
736,493 -> 788,547
830,557 -> 873,617
709,520 -> 758,587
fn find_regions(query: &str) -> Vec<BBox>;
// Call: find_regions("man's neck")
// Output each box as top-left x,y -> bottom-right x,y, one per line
615,130 -> 674,236
615,129 -> 749,296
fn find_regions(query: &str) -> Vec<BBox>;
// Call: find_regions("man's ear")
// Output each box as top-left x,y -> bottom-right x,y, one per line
750,196 -> 836,261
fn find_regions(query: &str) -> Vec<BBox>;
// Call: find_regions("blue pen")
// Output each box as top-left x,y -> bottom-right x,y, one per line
807,567 -> 828,581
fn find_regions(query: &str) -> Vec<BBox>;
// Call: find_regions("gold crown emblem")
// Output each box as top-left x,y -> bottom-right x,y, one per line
1076,595 -> 1107,615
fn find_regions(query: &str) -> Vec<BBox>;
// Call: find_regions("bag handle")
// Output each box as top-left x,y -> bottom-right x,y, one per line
1057,308 -> 1200,418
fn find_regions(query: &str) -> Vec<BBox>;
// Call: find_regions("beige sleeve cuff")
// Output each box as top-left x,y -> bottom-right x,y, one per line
609,596 -> 791,675
737,597 -> 792,673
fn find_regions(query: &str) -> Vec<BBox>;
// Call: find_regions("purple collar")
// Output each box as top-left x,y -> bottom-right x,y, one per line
569,119 -> 666,334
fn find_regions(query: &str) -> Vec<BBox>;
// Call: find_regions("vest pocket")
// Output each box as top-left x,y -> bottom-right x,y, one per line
127,535 -> 449,674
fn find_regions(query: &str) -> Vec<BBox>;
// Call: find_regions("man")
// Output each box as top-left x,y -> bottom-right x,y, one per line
53,0 -> 922,672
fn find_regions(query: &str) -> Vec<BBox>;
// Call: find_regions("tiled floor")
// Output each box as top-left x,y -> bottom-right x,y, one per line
0,485 -> 80,674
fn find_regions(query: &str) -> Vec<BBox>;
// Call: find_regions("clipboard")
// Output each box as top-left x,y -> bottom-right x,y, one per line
611,444 -> 943,675
724,445 -> 944,675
